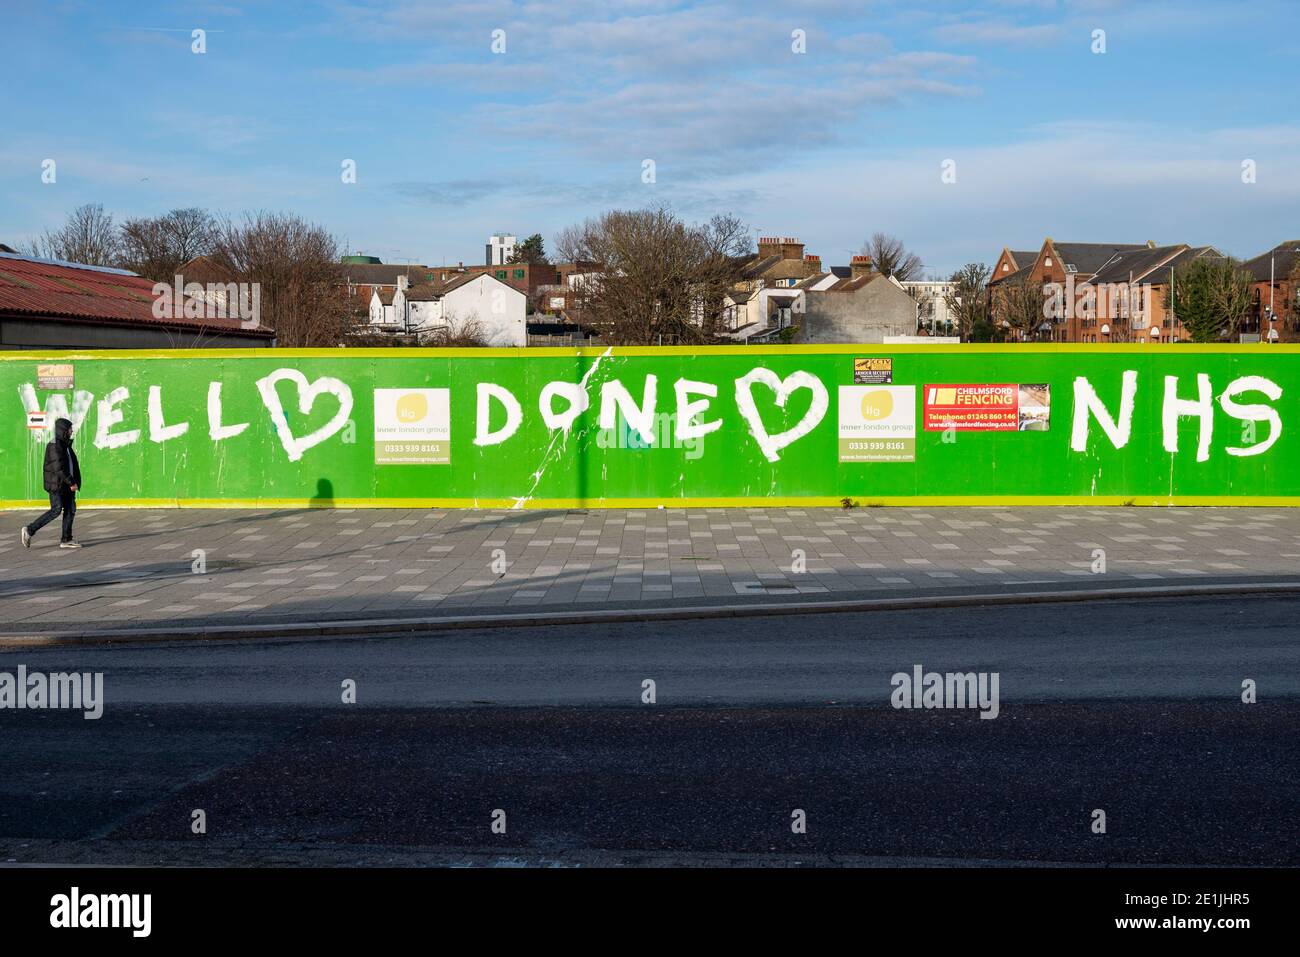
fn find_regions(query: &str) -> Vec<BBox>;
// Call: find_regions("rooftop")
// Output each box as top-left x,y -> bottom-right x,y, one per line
1241,241 -> 1300,282
0,252 -> 272,335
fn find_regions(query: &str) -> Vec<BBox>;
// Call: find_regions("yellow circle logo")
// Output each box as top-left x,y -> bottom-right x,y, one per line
396,392 -> 428,423
860,390 -> 893,421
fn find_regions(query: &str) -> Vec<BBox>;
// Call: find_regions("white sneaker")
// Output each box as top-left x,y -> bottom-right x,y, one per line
59,540 -> 82,549
20,527 -> 30,548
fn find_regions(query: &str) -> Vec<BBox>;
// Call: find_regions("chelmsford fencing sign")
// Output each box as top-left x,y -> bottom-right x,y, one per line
0,344 -> 1297,508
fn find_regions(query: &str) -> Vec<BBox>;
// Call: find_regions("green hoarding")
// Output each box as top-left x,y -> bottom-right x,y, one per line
1,344 -> 1296,508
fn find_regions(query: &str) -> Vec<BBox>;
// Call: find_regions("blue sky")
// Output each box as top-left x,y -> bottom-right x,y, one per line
2,0 -> 1297,275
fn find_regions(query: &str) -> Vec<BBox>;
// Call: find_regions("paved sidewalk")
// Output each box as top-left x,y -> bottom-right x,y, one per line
2,506 -> 1299,633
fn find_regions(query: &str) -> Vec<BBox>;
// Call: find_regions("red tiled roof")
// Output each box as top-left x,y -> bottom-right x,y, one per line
0,254 -> 273,335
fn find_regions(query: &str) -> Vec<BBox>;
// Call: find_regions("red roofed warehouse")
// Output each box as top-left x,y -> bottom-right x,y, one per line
0,252 -> 276,349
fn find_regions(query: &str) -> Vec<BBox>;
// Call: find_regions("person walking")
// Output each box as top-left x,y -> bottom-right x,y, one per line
20,417 -> 82,549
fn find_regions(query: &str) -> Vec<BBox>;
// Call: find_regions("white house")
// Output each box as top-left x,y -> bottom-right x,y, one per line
715,239 -> 834,342
901,279 -> 957,334
403,273 -> 527,346
720,285 -> 805,340
367,286 -> 399,328
719,274 -> 841,342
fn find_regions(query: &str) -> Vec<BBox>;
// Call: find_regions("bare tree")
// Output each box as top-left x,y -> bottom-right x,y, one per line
29,203 -> 121,266
945,263 -> 992,341
422,312 -> 489,347
862,232 -> 923,281
555,207 -> 751,344
210,211 -> 351,347
119,208 -> 218,282
994,271 -> 1046,341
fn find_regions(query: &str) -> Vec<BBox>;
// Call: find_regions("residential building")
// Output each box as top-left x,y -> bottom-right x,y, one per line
368,286 -> 399,329
1022,240 -> 1148,341
0,251 -> 274,349
988,239 -> 1223,342
719,237 -> 826,340
421,261 -> 576,303
536,264 -> 603,317
987,238 -> 1282,344
1241,241 -> 1300,342
486,233 -> 517,267
901,279 -> 957,334
1077,244 -> 1219,343
988,248 -> 1040,286
369,273 -> 527,346
795,257 -> 918,344
339,255 -> 427,306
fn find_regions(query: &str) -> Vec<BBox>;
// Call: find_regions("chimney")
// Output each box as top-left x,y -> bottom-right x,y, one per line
804,254 -> 822,273
757,236 -> 781,258
780,236 -> 805,260
850,255 -> 875,279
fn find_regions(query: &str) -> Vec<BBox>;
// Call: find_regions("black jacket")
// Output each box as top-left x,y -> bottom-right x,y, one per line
42,418 -> 82,494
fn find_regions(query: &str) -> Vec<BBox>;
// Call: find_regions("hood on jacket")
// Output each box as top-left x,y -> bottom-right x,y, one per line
54,418 -> 74,445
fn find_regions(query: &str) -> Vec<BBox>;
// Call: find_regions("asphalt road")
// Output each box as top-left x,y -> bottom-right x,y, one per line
1,595 -> 1297,866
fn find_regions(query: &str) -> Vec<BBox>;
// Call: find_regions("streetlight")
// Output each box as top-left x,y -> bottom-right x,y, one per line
1264,248 -> 1293,342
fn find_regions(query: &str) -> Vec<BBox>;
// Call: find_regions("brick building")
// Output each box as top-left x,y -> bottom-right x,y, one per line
338,256 -> 428,308
988,239 -> 1229,344
1241,241 -> 1300,342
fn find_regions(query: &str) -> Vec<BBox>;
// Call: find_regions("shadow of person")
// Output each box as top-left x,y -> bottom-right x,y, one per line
309,478 -> 335,508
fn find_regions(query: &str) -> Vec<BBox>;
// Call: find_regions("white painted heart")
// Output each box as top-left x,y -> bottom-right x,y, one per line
255,368 -> 354,463
734,367 -> 829,463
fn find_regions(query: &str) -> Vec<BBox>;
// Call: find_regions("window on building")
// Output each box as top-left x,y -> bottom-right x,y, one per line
513,269 -> 525,280
496,270 -> 507,280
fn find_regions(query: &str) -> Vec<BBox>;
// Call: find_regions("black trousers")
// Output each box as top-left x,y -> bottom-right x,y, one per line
27,488 -> 75,542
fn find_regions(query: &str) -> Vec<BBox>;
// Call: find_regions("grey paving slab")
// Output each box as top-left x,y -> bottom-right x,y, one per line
3,505 -> 1300,632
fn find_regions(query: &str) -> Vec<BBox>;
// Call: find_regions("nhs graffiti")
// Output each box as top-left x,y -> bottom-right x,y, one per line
1070,372 -> 1281,460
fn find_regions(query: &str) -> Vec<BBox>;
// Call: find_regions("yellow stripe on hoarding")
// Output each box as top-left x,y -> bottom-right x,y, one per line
1,343 -> 1297,362
3,496 -> 1300,510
